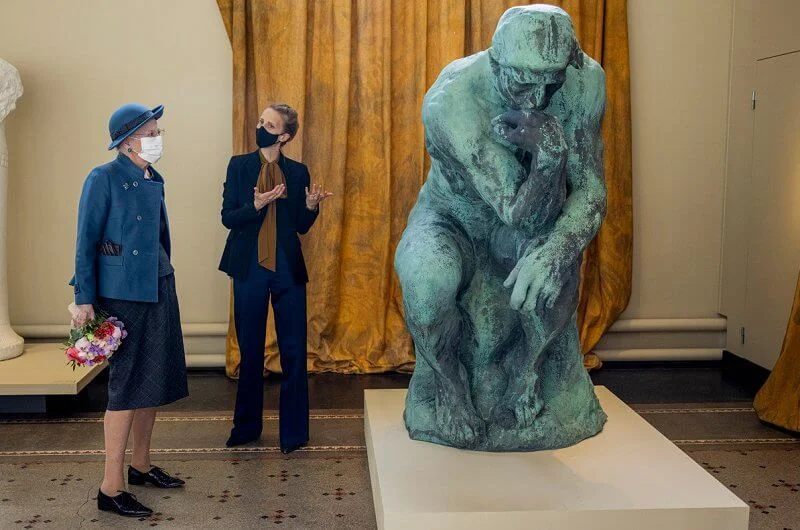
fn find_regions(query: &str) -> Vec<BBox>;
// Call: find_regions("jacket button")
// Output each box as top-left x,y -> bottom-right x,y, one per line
132,250 -> 139,256
137,215 -> 142,221
133,181 -> 139,187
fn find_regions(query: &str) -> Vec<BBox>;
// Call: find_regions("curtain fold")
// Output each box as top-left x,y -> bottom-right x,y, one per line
753,269 -> 800,433
216,0 -> 632,377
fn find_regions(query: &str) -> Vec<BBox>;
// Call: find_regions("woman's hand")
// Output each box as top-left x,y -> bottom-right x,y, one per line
254,184 -> 286,210
305,183 -> 334,211
70,303 -> 95,328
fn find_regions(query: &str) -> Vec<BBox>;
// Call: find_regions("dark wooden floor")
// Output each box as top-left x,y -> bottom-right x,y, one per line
19,354 -> 769,418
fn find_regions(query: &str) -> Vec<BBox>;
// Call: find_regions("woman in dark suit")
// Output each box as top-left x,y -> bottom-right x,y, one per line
218,103 -> 332,453
70,103 -> 188,518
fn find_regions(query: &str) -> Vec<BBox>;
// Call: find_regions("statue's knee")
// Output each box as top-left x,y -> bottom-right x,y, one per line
397,223 -> 465,330
403,273 -> 460,329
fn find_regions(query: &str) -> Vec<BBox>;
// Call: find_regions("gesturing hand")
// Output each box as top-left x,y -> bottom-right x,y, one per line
305,183 -> 334,211
254,184 -> 286,210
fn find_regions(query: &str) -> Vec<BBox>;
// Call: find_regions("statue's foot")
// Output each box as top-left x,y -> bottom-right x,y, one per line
513,395 -> 544,428
434,397 -> 485,448
493,390 -> 543,430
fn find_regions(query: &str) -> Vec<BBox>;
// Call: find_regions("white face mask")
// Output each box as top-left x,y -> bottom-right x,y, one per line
136,135 -> 163,164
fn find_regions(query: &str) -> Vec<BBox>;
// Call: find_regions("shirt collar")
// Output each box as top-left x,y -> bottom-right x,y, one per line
257,149 -> 283,166
116,153 -> 164,183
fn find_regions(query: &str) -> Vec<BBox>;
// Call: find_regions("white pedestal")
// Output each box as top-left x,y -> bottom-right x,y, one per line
365,387 -> 749,530
0,61 -> 25,361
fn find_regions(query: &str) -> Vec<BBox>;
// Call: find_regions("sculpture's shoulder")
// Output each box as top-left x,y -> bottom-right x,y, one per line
422,52 -> 490,162
423,52 -> 488,130
558,54 -> 606,127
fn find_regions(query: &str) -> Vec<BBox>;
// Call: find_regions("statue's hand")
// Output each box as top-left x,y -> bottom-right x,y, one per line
491,109 -> 565,154
503,243 -> 568,312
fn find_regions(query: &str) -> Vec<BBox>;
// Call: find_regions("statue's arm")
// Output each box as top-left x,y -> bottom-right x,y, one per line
424,90 -> 533,230
498,111 -> 568,237
544,62 -> 607,264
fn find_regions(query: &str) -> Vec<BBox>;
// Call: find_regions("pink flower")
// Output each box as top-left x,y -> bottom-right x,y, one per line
66,347 -> 81,361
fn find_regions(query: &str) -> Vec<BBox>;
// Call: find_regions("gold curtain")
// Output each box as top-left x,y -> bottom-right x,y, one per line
753,269 -> 800,433
216,0 -> 632,377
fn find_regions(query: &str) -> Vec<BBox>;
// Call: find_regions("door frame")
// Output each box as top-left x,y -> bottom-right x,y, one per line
719,0 -> 800,364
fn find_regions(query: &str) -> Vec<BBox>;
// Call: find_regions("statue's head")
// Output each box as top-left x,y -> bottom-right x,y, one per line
488,5 -> 583,110
0,58 -> 24,123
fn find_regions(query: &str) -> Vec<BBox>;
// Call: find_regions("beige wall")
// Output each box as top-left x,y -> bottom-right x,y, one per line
624,0 -> 733,320
0,1 -> 734,350
0,0 -> 233,326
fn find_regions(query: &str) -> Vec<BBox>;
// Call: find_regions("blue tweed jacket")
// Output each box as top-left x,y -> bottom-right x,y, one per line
70,154 -> 171,304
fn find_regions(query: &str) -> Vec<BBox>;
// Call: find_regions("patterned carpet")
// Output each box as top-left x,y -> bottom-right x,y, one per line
1,404 -> 798,529
1,455 -> 373,529
688,448 -> 800,530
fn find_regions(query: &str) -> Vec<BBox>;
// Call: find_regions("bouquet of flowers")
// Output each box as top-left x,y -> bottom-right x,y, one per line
64,303 -> 127,370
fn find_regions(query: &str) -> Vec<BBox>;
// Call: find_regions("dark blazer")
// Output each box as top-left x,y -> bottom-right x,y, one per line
70,154 -> 171,304
218,151 -> 318,283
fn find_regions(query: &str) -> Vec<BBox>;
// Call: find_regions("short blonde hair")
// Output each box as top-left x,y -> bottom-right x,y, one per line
269,103 -> 299,141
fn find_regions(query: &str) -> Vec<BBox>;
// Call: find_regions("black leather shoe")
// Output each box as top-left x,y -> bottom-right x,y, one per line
128,466 -> 185,488
226,432 -> 260,447
280,442 -> 307,455
97,489 -> 153,518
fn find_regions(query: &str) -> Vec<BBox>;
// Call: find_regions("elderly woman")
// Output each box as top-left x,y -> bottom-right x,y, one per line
70,103 -> 188,518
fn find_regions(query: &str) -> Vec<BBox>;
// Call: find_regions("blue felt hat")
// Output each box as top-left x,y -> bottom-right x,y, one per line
107,103 -> 164,150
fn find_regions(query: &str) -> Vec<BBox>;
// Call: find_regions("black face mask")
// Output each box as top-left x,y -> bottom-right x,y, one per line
256,126 -> 282,148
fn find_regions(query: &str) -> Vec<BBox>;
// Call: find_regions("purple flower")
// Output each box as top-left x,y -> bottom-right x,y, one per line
88,344 -> 104,357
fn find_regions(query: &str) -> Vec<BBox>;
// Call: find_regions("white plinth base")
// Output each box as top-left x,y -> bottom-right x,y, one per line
365,387 -> 748,530
0,324 -> 24,361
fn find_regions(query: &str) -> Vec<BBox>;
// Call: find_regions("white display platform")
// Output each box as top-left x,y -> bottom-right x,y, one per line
365,387 -> 748,530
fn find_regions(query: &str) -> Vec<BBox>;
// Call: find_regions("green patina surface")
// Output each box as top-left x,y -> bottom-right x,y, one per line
395,5 -> 608,451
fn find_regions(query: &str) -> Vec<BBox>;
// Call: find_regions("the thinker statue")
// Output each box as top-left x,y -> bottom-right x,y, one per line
395,5 -> 607,451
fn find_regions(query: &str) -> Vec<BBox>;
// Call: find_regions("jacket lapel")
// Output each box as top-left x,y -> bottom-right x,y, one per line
244,151 -> 262,193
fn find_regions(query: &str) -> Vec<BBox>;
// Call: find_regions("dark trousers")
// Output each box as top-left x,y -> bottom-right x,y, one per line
232,246 -> 309,447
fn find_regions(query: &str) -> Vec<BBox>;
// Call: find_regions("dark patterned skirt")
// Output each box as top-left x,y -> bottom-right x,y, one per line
98,274 -> 189,411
